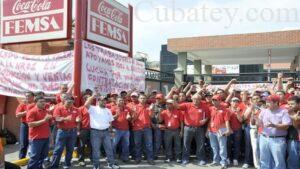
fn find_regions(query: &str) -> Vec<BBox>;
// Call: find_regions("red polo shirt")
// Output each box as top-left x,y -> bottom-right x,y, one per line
229,108 -> 244,131
160,109 -> 182,129
209,106 -> 230,132
111,106 -> 130,130
53,105 -> 80,130
78,106 -> 90,129
26,107 -> 51,140
126,101 -> 139,110
131,104 -> 152,131
16,103 -> 36,123
179,102 -> 210,127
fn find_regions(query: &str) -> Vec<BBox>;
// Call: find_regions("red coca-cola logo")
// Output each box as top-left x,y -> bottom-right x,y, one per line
97,1 -> 124,25
12,0 -> 52,15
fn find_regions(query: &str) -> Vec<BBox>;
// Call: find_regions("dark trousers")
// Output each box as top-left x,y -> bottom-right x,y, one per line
27,138 -> 49,169
183,126 -> 206,162
5,162 -> 21,169
51,129 -> 77,168
19,122 -> 29,159
227,128 -> 242,160
164,129 -> 181,160
133,128 -> 153,161
78,129 -> 92,162
244,125 -> 253,165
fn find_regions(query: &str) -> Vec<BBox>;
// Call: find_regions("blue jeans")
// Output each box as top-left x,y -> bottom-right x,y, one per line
244,125 -> 253,165
227,129 -> 242,160
90,129 -> 115,169
28,138 -> 49,169
51,129 -> 77,169
208,132 -> 227,165
287,140 -> 300,169
113,129 -> 130,161
259,135 -> 287,169
19,122 -> 29,159
153,128 -> 162,158
133,128 -> 153,161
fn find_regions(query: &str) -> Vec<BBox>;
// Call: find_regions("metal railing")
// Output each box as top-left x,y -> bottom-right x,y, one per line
145,68 -> 175,83
184,71 -> 300,84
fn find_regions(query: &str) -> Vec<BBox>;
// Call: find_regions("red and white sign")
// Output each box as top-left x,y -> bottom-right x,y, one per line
87,0 -> 131,52
0,0 -> 70,44
81,41 -> 145,94
0,48 -> 73,97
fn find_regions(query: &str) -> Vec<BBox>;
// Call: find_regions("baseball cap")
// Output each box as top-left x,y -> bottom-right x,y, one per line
166,99 -> 174,104
266,95 -> 280,102
155,93 -> 164,99
131,92 -> 139,97
231,97 -> 240,102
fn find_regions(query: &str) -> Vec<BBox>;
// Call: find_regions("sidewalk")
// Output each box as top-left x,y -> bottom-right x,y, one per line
5,144 -> 251,169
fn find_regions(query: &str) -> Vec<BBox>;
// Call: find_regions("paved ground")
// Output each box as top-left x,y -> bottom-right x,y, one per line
5,144 -> 254,169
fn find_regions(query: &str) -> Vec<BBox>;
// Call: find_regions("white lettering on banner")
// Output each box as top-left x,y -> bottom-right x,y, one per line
81,40 -> 145,94
0,49 -> 73,98
12,0 -> 52,15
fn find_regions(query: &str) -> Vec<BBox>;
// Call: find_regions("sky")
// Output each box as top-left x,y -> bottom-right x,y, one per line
75,0 -> 300,61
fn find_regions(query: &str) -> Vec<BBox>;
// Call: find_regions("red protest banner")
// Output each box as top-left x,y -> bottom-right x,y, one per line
0,0 -> 72,44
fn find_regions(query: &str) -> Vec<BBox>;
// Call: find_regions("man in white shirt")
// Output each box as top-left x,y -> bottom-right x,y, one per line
85,94 -> 120,169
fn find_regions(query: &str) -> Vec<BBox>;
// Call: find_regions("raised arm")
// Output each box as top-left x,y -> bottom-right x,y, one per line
67,82 -> 74,95
183,82 -> 192,94
224,79 -> 237,94
84,93 -> 96,109
166,86 -> 176,100
276,73 -> 283,91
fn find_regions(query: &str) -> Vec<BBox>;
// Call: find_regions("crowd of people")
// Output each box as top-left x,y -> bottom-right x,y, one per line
15,73 -> 300,169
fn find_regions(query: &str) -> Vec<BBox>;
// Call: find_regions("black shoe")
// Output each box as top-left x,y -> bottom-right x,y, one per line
122,159 -> 130,163
148,160 -> 155,165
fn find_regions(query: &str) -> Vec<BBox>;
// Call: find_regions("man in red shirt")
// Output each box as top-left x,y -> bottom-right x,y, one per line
15,91 -> 35,159
227,97 -> 244,166
159,99 -> 183,163
55,83 -> 74,104
208,95 -> 231,169
131,95 -> 155,165
111,97 -> 131,163
51,96 -> 81,169
26,96 -> 52,169
126,92 -> 139,108
179,94 -> 210,166
77,95 -> 92,166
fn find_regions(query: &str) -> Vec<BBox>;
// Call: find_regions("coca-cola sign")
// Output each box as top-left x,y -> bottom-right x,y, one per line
87,0 -> 131,52
0,0 -> 70,44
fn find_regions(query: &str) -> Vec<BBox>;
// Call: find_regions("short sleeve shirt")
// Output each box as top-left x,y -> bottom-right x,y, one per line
259,108 -> 292,136
88,106 -> 114,130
